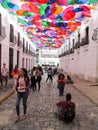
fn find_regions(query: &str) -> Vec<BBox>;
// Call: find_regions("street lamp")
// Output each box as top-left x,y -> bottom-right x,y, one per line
92,28 -> 98,41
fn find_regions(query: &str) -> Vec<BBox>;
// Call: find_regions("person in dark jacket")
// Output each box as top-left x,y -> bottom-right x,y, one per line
31,67 -> 36,91
15,68 -> 30,123
46,67 -> 53,83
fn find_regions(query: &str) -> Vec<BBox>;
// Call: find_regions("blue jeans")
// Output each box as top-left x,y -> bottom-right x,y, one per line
16,92 -> 27,116
56,106 -> 62,116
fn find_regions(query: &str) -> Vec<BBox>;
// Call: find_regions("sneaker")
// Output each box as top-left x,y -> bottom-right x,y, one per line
22,115 -> 26,120
15,116 -> 20,123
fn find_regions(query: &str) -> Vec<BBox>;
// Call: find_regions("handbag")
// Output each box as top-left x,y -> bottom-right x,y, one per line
57,84 -> 61,89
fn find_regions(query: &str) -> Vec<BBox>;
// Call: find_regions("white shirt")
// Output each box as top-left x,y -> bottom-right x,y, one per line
2,67 -> 8,76
18,77 -> 26,92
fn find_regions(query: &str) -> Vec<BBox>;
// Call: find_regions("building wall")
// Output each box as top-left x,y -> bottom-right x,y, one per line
59,9 -> 98,83
0,6 -> 36,77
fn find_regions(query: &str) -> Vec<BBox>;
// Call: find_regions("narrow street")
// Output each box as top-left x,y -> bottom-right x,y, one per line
0,75 -> 98,130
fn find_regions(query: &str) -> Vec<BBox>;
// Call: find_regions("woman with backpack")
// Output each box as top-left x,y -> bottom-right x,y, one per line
57,73 -> 66,96
15,68 -> 30,123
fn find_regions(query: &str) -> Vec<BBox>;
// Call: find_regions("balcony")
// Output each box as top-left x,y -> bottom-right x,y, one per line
74,41 -> 80,49
69,48 -> 74,54
9,35 -> 17,47
80,37 -> 89,46
59,48 -> 74,57
17,40 -> 23,49
0,26 -> 6,41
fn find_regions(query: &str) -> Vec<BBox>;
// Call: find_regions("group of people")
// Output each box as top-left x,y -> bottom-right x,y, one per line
1,63 -> 75,123
31,66 -> 43,91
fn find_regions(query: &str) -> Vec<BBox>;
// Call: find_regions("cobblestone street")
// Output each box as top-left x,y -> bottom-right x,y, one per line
0,75 -> 98,130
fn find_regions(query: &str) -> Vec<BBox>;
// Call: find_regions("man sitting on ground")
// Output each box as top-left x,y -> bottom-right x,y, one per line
56,93 -> 75,121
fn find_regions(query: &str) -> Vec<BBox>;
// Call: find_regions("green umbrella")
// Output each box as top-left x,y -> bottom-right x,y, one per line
68,0 -> 75,5
18,18 -> 27,25
89,0 -> 97,3
23,12 -> 34,17
40,4 -> 48,16
1,0 -> 10,9
42,20 -> 50,27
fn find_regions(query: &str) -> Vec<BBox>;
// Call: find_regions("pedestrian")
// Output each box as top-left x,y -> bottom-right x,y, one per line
46,67 -> 53,83
56,93 -> 75,121
35,67 -> 42,91
15,68 -> 30,122
66,75 -> 73,84
57,73 -> 66,96
11,65 -> 19,87
31,67 -> 36,91
1,63 -> 8,87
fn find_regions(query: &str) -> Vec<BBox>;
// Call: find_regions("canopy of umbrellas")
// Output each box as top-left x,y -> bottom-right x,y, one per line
0,0 -> 98,49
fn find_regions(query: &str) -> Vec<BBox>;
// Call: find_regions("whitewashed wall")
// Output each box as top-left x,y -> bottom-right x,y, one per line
59,9 -> 98,83
0,6 -> 36,73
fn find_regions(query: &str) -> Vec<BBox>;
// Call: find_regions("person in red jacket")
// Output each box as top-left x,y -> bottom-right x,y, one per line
57,73 -> 67,96
56,93 -> 75,120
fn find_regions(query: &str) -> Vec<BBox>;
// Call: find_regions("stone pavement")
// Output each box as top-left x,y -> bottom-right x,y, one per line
0,75 -> 98,130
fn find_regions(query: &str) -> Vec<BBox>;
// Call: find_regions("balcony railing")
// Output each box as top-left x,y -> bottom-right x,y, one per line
59,48 -> 74,57
80,37 -> 89,46
9,35 -> 17,47
74,41 -> 80,49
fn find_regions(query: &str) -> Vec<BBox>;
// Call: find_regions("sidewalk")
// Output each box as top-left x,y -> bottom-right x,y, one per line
0,79 -> 14,102
72,76 -> 98,105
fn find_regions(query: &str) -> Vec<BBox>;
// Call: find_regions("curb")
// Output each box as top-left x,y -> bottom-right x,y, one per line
0,90 -> 15,104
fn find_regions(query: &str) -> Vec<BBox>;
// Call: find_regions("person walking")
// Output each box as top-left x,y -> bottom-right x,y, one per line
57,73 -> 66,96
46,67 -> 53,83
1,63 -> 8,87
31,67 -> 36,91
11,65 -> 19,87
15,68 -> 30,122
35,67 -> 42,91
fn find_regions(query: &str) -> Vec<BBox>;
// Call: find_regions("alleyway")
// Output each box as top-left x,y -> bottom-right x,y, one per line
0,75 -> 98,130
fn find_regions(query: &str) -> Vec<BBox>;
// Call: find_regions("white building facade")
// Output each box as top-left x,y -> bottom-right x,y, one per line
59,6 -> 98,83
0,6 -> 36,77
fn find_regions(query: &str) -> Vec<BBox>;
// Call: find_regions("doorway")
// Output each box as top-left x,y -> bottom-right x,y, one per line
9,48 -> 13,78
0,44 -> 1,78
17,51 -> 19,67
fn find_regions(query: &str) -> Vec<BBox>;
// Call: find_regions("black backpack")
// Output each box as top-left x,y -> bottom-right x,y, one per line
64,103 -> 75,121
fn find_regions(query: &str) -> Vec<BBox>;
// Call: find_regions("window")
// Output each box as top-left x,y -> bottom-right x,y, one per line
0,13 -> 1,36
10,24 -> 14,42
18,32 -> 20,46
86,26 -> 89,37
22,58 -> 24,68
78,32 -> 80,43
9,48 -> 13,78
23,38 -> 25,52
17,51 -> 19,67
0,44 -> 1,78
72,39 -> 74,52
26,41 -> 28,53
29,44 -> 30,54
